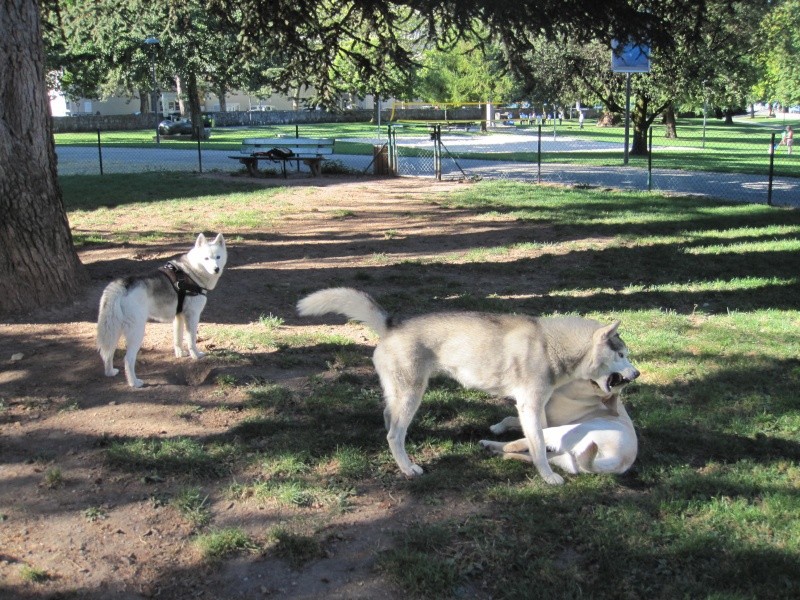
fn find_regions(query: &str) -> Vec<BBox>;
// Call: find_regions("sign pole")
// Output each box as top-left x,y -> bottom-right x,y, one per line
624,73 -> 631,165
611,39 -> 650,167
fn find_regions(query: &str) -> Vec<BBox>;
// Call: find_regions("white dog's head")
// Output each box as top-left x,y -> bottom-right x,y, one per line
188,233 -> 227,285
587,321 -> 640,394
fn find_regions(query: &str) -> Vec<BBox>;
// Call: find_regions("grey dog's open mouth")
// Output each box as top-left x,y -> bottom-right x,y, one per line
607,372 -> 627,388
590,373 -> 629,391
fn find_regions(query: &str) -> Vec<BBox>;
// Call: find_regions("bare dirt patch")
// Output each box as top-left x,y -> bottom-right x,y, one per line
0,177 -> 552,599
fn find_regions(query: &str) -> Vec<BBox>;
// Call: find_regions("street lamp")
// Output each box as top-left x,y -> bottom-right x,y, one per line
144,36 -> 160,144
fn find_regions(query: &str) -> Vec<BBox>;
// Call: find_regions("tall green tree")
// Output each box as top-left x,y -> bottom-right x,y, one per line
546,0 -> 767,154
3,0 -> 669,315
415,39 -> 516,104
1,0 -> 86,314
757,0 -> 800,109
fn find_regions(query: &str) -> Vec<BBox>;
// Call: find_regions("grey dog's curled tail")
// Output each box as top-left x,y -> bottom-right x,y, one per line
296,287 -> 391,337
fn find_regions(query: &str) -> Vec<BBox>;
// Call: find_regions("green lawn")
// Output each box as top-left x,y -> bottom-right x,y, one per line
58,174 -> 800,598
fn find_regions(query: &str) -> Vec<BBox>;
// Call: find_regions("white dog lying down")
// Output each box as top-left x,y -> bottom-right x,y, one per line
480,377 -> 637,475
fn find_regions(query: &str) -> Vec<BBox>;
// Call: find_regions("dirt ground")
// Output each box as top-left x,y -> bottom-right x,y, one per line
0,176 -> 539,599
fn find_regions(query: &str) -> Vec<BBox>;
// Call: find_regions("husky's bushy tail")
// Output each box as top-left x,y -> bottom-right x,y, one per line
297,288 -> 390,337
96,280 -> 128,373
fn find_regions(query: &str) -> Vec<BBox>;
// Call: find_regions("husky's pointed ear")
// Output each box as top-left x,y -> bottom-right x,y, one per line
594,320 -> 621,341
213,233 -> 225,247
195,233 -> 208,247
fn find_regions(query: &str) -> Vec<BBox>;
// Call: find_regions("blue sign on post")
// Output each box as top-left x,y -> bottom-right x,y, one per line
611,39 -> 651,73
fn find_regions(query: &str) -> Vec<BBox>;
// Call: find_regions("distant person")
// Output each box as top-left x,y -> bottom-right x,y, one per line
776,125 -> 794,154
578,110 -> 585,129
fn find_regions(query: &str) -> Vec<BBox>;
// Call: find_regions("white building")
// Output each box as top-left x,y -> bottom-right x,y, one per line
50,88 -> 377,117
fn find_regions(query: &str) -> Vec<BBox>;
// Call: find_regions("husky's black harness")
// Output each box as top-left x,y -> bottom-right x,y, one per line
158,262 -> 207,314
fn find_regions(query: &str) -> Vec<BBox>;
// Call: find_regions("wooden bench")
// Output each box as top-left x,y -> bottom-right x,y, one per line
229,137 -> 335,177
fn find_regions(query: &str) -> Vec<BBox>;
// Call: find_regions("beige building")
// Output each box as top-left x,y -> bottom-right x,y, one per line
51,89 -> 377,117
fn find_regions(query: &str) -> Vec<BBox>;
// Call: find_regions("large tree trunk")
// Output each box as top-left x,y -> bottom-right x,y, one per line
175,75 -> 186,115
630,94 -> 650,155
139,89 -> 148,114
663,102 -> 677,138
185,71 -> 207,140
596,111 -> 620,127
724,107 -> 734,125
217,83 -> 227,113
0,0 -> 86,316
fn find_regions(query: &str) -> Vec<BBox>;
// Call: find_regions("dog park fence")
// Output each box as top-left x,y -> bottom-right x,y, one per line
54,122 -> 800,208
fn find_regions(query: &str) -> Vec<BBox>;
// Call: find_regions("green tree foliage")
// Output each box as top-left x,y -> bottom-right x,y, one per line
757,0 -> 800,108
415,39 -> 516,103
540,0 -> 768,154
44,0 -> 661,133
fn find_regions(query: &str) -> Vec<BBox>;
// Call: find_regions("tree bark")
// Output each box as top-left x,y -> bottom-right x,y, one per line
217,83 -> 227,113
663,102 -> 677,139
175,75 -> 186,115
0,0 -> 86,316
596,111 -> 620,127
185,71 -> 206,140
631,94 -> 650,155
139,90 -> 148,114
724,108 -> 734,125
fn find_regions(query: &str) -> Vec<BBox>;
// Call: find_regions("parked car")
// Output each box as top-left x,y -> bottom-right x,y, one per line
157,115 -> 212,136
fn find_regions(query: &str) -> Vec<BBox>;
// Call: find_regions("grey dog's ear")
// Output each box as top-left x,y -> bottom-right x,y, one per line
594,320 -> 621,341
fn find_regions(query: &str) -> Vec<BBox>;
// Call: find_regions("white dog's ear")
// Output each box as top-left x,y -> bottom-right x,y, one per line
594,320 -> 621,342
195,233 -> 208,247
213,233 -> 225,247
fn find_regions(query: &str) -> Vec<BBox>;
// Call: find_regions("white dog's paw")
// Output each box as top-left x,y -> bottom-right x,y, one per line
541,471 -> 565,486
478,440 -> 502,455
401,464 -> 424,477
175,348 -> 188,358
105,368 -> 119,377
189,350 -> 205,359
130,378 -> 144,388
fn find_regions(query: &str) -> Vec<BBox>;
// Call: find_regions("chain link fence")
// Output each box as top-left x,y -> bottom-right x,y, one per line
54,121 -> 800,207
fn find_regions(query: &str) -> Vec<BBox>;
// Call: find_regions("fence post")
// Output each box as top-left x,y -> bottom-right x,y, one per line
537,124 -> 542,183
197,134 -> 203,173
647,126 -> 652,191
296,124 -> 301,173
434,124 -> 442,181
388,124 -> 396,175
768,132 -> 776,206
96,128 -> 104,176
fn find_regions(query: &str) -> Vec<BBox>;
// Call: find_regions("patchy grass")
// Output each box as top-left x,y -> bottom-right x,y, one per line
173,487 -> 212,528
194,528 -> 259,560
19,565 -> 50,583
106,437 -> 239,479
56,174 -> 800,598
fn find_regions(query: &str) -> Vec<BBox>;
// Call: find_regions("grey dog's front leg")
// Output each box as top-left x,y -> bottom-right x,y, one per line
516,392 -> 564,485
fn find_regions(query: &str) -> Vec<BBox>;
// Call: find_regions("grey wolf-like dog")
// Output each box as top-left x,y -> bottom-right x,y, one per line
97,233 -> 226,388
297,287 -> 639,485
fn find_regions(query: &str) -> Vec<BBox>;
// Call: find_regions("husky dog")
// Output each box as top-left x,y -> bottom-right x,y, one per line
479,378 -> 637,475
297,287 -> 639,485
97,233 -> 227,388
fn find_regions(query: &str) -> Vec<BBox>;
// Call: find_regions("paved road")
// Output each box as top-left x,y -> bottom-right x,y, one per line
55,143 -> 799,208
